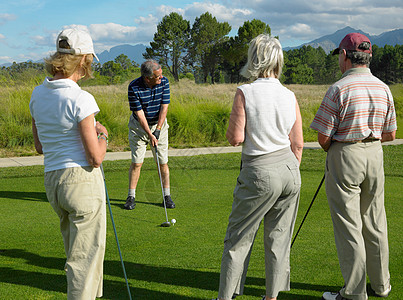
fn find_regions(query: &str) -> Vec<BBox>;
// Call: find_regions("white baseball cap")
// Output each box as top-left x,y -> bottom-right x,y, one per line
56,28 -> 99,61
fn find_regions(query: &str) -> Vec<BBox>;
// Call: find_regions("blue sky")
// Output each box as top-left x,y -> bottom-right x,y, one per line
1,0 -> 402,65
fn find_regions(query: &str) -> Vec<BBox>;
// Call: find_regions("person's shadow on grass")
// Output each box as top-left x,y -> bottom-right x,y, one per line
0,190 -> 47,202
0,248 -> 339,299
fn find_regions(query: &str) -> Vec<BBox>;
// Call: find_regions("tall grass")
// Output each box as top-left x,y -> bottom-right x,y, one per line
288,84 -> 330,141
84,84 -> 131,151
0,77 -> 401,157
0,85 -> 34,154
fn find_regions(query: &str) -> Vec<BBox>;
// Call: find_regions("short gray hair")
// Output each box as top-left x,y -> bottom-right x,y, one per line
241,34 -> 284,79
141,60 -> 161,78
346,49 -> 372,67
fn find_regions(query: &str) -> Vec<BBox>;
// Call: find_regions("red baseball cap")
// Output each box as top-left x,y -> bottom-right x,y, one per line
332,32 -> 372,55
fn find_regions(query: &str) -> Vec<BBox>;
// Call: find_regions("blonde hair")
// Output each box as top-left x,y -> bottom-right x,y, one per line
45,40 -> 94,79
241,34 -> 284,80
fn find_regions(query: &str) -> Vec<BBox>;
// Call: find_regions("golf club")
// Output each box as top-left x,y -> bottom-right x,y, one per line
154,146 -> 171,227
100,165 -> 132,300
291,173 -> 325,249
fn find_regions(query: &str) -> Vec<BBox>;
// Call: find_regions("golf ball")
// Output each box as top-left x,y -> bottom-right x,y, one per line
171,218 -> 176,225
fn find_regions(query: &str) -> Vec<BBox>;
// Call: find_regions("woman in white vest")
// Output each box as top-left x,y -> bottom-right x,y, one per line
215,34 -> 304,300
30,28 -> 108,299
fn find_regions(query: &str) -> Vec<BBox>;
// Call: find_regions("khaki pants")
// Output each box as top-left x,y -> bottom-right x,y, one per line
218,149 -> 301,299
44,166 -> 106,300
326,141 -> 390,300
128,114 -> 169,164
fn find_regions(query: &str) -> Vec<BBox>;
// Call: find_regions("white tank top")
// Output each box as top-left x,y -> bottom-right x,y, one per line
238,78 -> 296,156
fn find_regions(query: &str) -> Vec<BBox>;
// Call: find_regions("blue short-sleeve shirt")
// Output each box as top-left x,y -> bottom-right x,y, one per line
128,76 -> 170,125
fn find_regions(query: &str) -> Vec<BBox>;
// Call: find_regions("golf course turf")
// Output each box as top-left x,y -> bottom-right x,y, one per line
0,145 -> 401,299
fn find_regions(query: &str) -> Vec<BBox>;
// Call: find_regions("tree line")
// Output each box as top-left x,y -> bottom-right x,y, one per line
1,13 -> 401,86
144,12 -> 402,85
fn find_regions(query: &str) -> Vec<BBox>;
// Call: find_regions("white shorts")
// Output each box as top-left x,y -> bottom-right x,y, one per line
128,114 -> 169,164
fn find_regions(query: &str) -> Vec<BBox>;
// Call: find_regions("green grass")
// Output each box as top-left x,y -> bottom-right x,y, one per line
0,146 -> 402,299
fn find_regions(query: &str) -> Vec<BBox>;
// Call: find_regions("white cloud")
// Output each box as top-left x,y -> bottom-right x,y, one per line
88,23 -> 137,42
0,55 -> 11,61
31,34 -> 49,46
27,22 -> 153,56
286,23 -> 317,40
0,13 -> 16,25
183,2 -> 252,25
156,4 -> 185,17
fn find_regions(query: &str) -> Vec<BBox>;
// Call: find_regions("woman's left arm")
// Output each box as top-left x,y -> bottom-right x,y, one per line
289,100 -> 304,164
32,118 -> 43,154
79,114 -> 108,168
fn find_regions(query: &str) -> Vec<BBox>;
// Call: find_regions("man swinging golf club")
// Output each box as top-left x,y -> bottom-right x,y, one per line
124,60 -> 175,210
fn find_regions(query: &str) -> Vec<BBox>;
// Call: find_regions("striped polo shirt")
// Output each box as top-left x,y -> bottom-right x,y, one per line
128,76 -> 170,125
310,68 -> 397,142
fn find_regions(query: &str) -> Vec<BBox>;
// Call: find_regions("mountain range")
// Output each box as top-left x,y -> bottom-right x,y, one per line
97,44 -> 147,65
283,26 -> 403,53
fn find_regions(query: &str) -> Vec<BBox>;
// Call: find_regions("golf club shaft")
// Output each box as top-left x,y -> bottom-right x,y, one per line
100,166 -> 132,300
155,146 -> 169,223
291,173 -> 325,248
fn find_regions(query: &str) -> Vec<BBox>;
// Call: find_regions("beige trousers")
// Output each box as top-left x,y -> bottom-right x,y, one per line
326,141 -> 390,300
44,166 -> 106,300
218,149 -> 301,299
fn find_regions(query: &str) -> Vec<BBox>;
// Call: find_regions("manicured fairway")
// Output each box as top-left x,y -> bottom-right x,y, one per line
0,146 -> 401,299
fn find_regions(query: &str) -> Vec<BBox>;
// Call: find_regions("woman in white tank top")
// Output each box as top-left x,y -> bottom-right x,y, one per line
215,35 -> 303,300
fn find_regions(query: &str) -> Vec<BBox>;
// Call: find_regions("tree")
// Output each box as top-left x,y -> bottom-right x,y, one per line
237,19 -> 271,43
144,12 -> 190,81
99,61 -> 124,79
189,12 -> 231,83
379,44 -> 402,84
115,54 -> 133,70
368,44 -> 402,84
300,46 -> 326,83
323,53 -> 341,83
221,19 -> 271,83
283,54 -> 314,84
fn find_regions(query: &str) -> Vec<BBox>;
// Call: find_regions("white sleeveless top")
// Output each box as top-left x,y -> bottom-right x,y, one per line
238,78 -> 296,156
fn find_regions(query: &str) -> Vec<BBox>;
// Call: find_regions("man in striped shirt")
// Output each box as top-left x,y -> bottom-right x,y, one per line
124,60 -> 175,210
311,33 -> 396,300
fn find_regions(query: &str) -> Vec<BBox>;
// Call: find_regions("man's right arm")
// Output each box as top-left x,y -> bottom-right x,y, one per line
318,132 -> 332,152
381,131 -> 396,142
134,109 -> 158,147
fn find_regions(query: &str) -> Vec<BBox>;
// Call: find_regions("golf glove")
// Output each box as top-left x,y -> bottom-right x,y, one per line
153,129 -> 161,140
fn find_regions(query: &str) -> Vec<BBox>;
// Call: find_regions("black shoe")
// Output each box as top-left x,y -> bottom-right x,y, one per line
124,196 -> 136,210
163,195 -> 175,209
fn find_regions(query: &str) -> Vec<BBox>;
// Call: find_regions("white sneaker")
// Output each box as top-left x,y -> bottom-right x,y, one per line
322,292 -> 349,300
375,285 -> 391,297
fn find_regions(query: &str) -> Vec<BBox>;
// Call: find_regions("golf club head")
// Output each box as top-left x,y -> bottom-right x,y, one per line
161,221 -> 171,227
